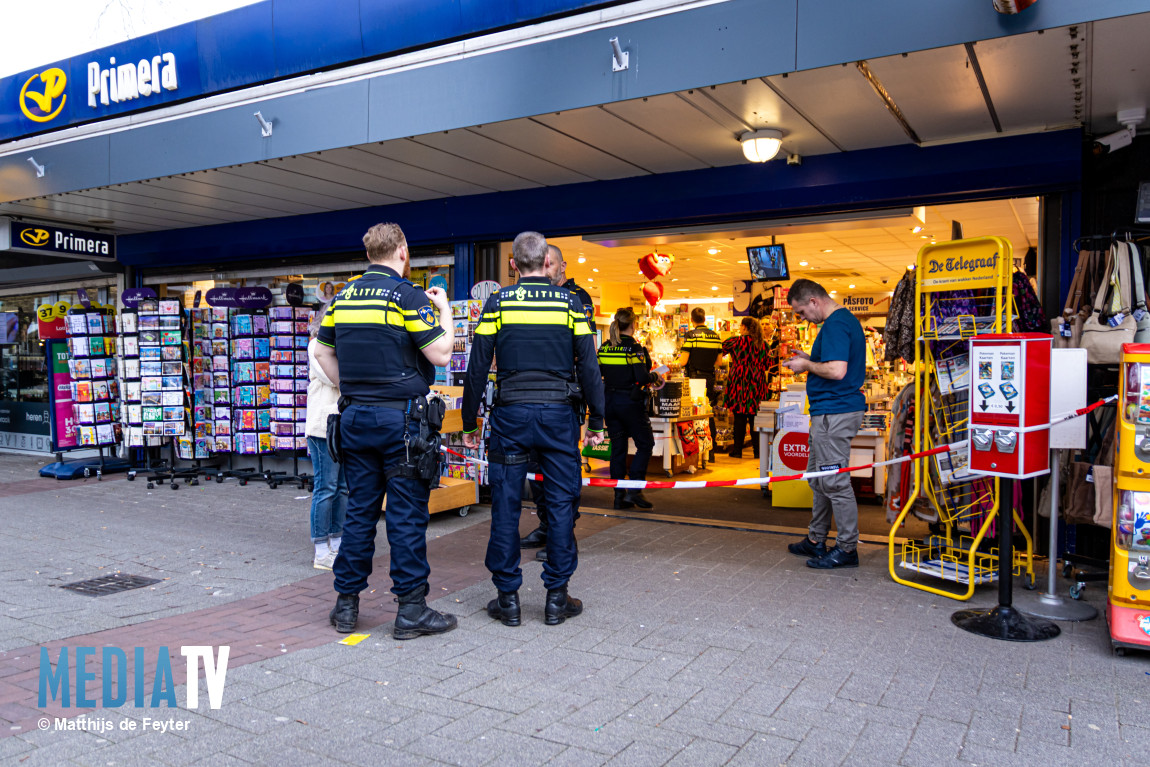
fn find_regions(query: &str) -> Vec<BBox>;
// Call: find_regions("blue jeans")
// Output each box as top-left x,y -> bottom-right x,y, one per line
307,436 -> 347,543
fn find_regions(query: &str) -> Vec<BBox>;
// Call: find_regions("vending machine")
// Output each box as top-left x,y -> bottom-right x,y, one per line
1110,344 -> 1150,653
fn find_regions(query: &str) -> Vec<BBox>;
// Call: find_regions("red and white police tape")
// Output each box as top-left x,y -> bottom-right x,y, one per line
442,395 -> 1118,490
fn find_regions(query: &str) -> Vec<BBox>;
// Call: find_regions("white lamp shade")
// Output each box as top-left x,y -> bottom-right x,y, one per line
740,129 -> 783,163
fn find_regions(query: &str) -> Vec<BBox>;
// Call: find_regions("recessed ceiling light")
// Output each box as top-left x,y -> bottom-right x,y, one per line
671,278 -> 678,282
798,261 -> 808,266
848,284 -> 856,289
907,264 -> 916,270
911,225 -> 923,234
821,248 -> 833,253
587,278 -> 593,282
676,288 -> 689,291
592,268 -> 599,273
920,235 -> 929,239
707,248 -> 721,255
829,290 -> 837,295
577,256 -> 586,264
711,286 -> 719,291
736,260 -> 748,264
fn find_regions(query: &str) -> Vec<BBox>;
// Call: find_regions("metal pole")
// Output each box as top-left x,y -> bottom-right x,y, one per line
1046,450 -> 1061,596
998,477 -> 1014,608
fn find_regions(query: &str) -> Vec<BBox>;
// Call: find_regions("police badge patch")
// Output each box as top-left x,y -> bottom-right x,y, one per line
418,305 -> 437,326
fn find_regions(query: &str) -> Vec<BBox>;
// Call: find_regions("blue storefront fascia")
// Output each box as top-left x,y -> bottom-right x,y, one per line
119,128 -> 1082,300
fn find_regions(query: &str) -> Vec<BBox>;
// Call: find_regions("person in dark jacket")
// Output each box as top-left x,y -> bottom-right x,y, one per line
598,308 -> 662,510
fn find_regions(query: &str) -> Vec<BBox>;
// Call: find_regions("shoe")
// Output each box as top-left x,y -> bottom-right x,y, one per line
535,549 -> 548,563
728,450 -> 742,459
544,588 -> 583,626
313,550 -> 337,571
708,450 -> 716,462
329,593 -> 359,634
486,591 -> 521,626
613,489 -> 634,510
519,527 -> 547,549
624,490 -> 653,510
393,584 -> 458,640
806,546 -> 859,569
787,537 -> 826,559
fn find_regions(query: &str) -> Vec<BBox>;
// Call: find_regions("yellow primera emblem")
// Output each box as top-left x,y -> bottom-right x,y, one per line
515,287 -> 526,301
19,68 -> 67,123
20,228 -> 50,247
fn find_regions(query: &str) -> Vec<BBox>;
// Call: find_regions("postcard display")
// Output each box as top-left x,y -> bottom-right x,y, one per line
65,309 -> 123,447
443,299 -> 488,487
117,299 -> 188,448
268,306 -> 312,451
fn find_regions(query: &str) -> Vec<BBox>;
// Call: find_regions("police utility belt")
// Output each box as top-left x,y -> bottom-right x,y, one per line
494,374 -> 583,407
326,394 -> 446,487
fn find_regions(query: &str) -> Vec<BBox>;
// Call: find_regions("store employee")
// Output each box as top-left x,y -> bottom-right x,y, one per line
678,307 -> 723,460
781,278 -> 866,571
313,222 -> 458,640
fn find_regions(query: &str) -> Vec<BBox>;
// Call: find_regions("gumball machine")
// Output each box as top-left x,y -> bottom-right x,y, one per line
1109,344 -> 1150,654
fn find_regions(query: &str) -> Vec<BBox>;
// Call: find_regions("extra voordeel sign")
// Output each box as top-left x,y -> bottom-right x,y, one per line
0,218 -> 115,261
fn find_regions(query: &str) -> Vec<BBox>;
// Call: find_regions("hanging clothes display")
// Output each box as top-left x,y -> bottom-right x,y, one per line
1011,270 -> 1046,332
883,269 -> 916,363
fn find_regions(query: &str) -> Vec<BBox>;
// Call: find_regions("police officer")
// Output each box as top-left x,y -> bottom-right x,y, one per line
462,232 -> 605,627
678,307 -> 723,461
520,244 -> 595,559
313,222 -> 458,640
599,308 -> 661,510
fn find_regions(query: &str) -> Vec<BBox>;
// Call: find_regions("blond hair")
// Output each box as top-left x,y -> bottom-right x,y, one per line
609,307 -> 635,346
363,223 -> 407,263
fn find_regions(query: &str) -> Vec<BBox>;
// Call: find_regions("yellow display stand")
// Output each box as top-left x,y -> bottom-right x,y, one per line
770,429 -> 814,508
1109,344 -> 1150,654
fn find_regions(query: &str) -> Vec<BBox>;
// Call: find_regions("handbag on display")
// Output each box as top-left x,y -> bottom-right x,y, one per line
1051,250 -> 1092,349
1080,244 -> 1136,364
1129,241 -> 1150,342
1061,461 -> 1097,526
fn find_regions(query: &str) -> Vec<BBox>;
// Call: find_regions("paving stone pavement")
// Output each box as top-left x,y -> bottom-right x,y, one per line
0,454 -> 1147,766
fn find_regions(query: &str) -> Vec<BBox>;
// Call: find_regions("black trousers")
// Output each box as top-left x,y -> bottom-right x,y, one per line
605,390 -> 655,480
730,411 -> 760,458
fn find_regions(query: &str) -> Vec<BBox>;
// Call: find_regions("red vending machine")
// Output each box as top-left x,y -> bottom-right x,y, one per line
968,334 -> 1051,478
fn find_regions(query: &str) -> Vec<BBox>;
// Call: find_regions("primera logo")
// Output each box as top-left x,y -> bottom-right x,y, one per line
20,228 -> 50,247
19,68 -> 67,123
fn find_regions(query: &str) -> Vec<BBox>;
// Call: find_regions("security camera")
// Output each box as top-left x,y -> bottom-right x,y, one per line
1093,128 -> 1134,155
786,153 -> 802,166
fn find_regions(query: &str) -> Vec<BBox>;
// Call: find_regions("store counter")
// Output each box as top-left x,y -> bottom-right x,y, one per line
755,414 -> 887,504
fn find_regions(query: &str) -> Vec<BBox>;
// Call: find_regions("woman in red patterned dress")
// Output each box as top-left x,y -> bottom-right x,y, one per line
720,317 -> 769,459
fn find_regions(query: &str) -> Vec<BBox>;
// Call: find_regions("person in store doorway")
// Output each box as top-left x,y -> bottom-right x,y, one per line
719,316 -> 770,459
599,308 -> 663,510
678,307 -> 723,462
782,278 -> 866,569
519,244 -> 595,563
305,302 -> 347,570
462,232 -> 606,627
313,222 -> 459,639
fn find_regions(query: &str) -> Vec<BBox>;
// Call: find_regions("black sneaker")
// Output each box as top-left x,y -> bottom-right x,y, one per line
806,546 -> 859,569
787,537 -> 826,559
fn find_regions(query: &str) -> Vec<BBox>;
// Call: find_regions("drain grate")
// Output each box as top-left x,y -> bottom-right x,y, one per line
59,573 -> 161,597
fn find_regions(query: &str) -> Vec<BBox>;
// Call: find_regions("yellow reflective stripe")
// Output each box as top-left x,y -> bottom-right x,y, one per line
574,322 -> 592,336
405,319 -> 436,332
332,308 -> 404,326
474,321 -> 498,336
498,310 -> 570,325
320,312 -> 335,328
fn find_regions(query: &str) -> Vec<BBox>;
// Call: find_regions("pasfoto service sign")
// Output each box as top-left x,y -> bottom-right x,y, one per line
0,218 -> 115,261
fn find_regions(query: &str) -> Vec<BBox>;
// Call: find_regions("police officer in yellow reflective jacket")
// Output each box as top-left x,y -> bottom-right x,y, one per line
599,308 -> 661,510
678,307 -> 723,461
313,223 -> 458,641
462,232 -> 606,627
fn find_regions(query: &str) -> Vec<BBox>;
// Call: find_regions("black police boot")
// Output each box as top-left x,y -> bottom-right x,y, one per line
624,490 -> 654,510
613,489 -> 634,510
486,590 -> 521,626
393,584 -> 458,640
544,587 -> 583,626
329,593 -> 359,634
519,526 -> 547,549
535,548 -> 548,563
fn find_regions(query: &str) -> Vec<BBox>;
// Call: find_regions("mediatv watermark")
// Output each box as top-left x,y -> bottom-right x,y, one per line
39,646 -> 229,709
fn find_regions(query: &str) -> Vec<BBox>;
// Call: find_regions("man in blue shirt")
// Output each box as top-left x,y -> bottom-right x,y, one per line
781,278 -> 866,569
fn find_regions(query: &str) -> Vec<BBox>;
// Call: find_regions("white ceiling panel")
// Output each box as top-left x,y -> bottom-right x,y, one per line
146,175 -> 327,217
975,28 -> 1078,133
0,200 -> 154,232
536,106 -> 709,174
105,179 -> 296,220
604,93 -> 741,168
1087,14 -> 1150,133
697,80 -> 841,156
367,138 -> 542,191
411,129 -> 595,187
765,66 -> 912,151
865,46 -> 995,142
206,168 -> 372,210
70,189 -> 246,226
344,145 -> 499,196
471,118 -> 650,180
227,161 -> 408,207
269,155 -> 442,203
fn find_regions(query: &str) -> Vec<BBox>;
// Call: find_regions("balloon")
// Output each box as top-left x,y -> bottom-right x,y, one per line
642,280 -> 664,306
638,251 -> 675,280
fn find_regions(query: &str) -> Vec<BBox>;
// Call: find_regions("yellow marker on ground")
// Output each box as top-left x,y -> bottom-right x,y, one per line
338,633 -> 370,646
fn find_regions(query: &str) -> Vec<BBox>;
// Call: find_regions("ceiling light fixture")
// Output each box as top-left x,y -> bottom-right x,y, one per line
711,286 -> 719,291
577,256 -> 586,264
848,284 -> 856,289
911,225 -> 923,233
676,288 -> 689,291
798,261 -> 808,266
707,248 -> 721,255
592,268 -> 599,273
821,248 -> 833,253
908,264 -> 916,270
829,290 -> 837,295
740,128 -> 784,163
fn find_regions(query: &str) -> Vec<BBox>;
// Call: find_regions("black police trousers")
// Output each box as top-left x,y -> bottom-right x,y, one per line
488,403 -> 582,592
333,404 -> 432,598
604,390 -> 655,481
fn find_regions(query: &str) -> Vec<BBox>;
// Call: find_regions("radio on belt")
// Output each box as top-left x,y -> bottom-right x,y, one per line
967,333 -> 1051,478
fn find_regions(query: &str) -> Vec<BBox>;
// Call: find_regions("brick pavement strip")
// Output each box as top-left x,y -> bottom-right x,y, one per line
0,455 -> 1142,765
